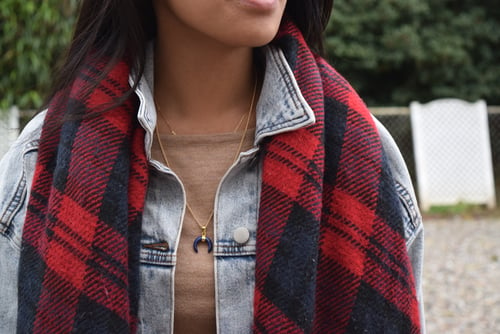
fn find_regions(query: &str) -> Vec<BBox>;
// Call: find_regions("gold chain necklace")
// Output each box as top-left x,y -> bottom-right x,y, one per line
159,103 -> 250,136
154,79 -> 257,253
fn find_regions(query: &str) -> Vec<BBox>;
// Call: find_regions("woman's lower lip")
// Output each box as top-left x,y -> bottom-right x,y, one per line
239,0 -> 277,11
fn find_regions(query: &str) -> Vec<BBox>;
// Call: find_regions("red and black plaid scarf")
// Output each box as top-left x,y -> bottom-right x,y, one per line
18,59 -> 148,332
18,22 -> 420,333
253,22 -> 421,333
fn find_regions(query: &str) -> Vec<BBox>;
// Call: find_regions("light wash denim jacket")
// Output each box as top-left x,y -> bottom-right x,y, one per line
0,46 -> 424,333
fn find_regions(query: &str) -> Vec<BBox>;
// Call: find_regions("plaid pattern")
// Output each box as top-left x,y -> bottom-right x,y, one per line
253,22 -> 421,333
18,22 -> 420,333
18,59 -> 148,333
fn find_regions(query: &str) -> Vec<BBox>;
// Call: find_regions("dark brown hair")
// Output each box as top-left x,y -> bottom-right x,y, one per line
45,0 -> 334,108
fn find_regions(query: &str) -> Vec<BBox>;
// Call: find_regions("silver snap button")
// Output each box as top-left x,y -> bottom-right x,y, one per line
233,227 -> 250,244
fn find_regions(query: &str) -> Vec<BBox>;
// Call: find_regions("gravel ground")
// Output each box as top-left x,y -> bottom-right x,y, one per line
423,217 -> 500,333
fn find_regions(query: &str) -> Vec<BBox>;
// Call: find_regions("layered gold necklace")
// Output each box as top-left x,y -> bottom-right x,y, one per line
154,80 -> 257,253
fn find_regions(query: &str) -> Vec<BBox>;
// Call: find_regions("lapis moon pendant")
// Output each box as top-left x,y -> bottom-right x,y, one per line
193,226 -> 213,253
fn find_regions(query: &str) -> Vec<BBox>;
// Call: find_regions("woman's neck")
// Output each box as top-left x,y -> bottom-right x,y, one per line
153,8 -> 257,134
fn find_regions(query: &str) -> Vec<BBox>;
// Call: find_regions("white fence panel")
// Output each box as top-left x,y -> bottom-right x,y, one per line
410,99 -> 496,210
0,107 -> 20,159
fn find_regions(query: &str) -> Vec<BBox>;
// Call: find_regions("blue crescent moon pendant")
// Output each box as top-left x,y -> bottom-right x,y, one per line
193,226 -> 213,253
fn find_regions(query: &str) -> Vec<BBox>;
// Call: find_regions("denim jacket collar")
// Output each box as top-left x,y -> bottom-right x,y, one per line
129,45 -> 316,159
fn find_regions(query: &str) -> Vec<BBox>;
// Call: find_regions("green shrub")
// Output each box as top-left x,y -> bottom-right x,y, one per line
327,0 -> 500,105
0,0 -> 77,109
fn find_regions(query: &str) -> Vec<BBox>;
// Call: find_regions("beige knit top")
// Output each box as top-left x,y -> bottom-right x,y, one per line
151,129 -> 255,333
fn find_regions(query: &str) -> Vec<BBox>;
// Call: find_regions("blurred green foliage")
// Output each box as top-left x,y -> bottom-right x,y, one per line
1,1 -> 499,109
0,0 -> 77,109
326,0 -> 500,105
